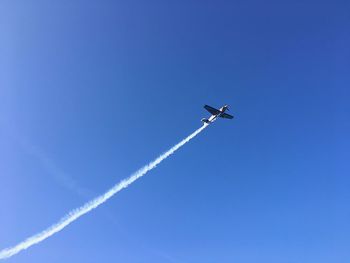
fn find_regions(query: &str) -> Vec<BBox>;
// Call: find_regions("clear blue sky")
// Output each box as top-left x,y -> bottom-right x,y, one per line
1,0 -> 349,262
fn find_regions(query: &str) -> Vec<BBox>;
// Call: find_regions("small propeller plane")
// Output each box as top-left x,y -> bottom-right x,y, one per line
201,104 -> 234,124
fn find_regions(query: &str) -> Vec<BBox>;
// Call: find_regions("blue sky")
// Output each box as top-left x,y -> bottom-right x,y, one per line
1,0 -> 349,262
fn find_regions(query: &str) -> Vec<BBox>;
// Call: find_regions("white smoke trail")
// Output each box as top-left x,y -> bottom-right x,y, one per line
0,124 -> 208,260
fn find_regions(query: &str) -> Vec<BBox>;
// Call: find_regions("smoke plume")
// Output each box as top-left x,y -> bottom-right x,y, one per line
0,124 -> 207,260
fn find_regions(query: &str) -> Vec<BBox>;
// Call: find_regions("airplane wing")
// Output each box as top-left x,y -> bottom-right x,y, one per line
220,113 -> 234,119
204,105 -> 220,115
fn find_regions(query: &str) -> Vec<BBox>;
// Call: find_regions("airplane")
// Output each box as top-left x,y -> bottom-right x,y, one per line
201,104 -> 234,124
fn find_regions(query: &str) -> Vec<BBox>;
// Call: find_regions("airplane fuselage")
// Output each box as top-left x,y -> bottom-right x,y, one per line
208,108 -> 224,121
218,106 -> 229,114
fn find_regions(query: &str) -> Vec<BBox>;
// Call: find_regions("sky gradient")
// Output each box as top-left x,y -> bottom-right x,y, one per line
1,0 -> 350,262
